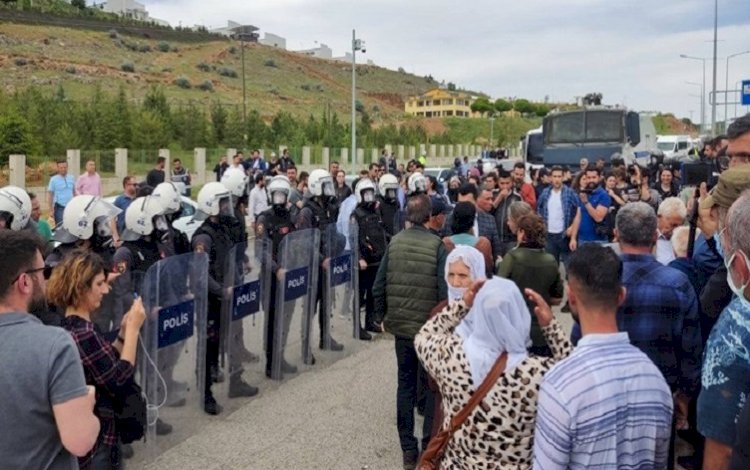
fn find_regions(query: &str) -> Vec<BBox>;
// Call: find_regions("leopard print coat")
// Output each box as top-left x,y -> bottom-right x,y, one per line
415,300 -> 572,469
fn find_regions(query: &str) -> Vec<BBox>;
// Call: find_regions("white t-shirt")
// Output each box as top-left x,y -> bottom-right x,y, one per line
547,189 -> 565,234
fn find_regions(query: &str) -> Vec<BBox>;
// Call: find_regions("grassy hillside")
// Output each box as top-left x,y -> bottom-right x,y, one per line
0,22 -> 438,119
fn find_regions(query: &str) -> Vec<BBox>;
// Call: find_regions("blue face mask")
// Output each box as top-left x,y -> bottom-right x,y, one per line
714,232 -> 725,259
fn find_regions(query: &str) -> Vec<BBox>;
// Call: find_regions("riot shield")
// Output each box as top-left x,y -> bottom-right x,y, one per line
270,228 -> 320,380
348,218 -> 362,339
218,240 -> 271,399
138,252 -> 209,458
321,224 -> 358,349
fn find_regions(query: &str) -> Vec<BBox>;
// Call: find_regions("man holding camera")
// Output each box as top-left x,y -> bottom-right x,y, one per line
570,166 -> 610,249
622,164 -> 661,210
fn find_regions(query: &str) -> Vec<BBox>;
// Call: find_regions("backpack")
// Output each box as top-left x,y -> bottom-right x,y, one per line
113,379 -> 146,444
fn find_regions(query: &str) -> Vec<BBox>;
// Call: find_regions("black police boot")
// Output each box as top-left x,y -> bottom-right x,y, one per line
203,394 -> 223,416
210,365 -> 225,384
320,337 -> 344,351
281,360 -> 298,374
155,418 -> 172,435
228,379 -> 259,398
358,328 -> 372,341
121,443 -> 134,459
238,348 -> 260,363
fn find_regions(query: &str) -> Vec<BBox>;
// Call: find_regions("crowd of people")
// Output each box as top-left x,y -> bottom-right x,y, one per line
1,113 -> 749,469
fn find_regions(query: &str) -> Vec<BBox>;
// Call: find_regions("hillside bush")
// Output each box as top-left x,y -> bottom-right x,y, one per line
158,41 -> 171,52
138,44 -> 151,53
196,62 -> 211,72
108,29 -> 118,39
174,76 -> 191,89
198,80 -> 214,92
264,59 -> 277,68
65,65 -> 77,74
121,62 -> 135,72
14,58 -> 27,66
218,67 -> 238,78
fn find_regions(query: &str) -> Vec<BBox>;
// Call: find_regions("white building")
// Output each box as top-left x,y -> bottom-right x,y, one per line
296,43 -> 332,59
210,21 -> 259,40
259,32 -> 286,49
96,0 -> 168,25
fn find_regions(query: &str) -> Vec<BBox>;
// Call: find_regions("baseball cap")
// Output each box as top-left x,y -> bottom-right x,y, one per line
430,196 -> 450,216
699,166 -> 750,210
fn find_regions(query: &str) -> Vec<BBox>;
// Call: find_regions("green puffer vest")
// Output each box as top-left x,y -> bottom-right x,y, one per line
383,227 -> 441,338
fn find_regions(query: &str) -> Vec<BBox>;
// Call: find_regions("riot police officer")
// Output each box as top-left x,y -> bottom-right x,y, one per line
296,169 -> 344,352
407,172 -> 427,198
151,182 -> 191,256
192,182 -> 259,414
351,179 -> 388,339
377,173 -> 402,238
255,175 -> 299,378
0,185 -> 32,232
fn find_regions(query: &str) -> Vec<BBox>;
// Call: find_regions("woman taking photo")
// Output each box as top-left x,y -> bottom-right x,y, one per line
654,167 -> 680,200
415,277 -> 571,469
49,251 -> 146,469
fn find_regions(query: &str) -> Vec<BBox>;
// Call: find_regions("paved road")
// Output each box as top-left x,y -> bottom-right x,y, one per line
142,310 -> 576,470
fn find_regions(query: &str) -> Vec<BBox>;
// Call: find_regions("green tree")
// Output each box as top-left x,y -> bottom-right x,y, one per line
133,110 -> 169,149
494,98 -> 512,113
0,112 -> 39,162
113,87 -> 132,147
447,82 -> 457,91
210,101 -> 228,145
245,110 -> 268,149
470,97 -> 494,115
71,0 -> 86,10
513,99 -> 535,115
533,103 -> 551,117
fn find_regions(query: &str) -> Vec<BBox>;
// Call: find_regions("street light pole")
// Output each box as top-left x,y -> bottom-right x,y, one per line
351,30 -> 365,173
710,0 -> 718,135
240,35 -> 247,143
489,116 -> 495,148
680,54 -> 707,133
725,50 -> 750,127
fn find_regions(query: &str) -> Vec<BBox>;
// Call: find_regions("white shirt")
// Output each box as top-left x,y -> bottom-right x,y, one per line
248,186 -> 269,222
547,189 -> 565,234
655,233 -> 675,265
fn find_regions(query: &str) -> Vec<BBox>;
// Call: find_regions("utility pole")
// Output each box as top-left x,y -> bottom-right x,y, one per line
710,0 -> 718,135
351,30 -> 365,173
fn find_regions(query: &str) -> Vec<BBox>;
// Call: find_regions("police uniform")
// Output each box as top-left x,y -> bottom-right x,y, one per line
351,201 -> 387,334
377,195 -> 401,238
255,205 -> 296,376
192,217 -> 235,407
296,196 -> 344,349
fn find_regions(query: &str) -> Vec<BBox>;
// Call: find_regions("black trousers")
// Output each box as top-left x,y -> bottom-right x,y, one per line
205,294 -> 221,401
395,336 -> 435,453
359,264 -> 378,328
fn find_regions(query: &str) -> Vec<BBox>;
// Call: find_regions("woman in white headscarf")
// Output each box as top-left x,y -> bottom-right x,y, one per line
415,277 -> 572,469
425,245 -> 488,439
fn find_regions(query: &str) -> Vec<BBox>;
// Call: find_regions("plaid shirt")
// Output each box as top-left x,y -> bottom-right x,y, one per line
572,253 -> 703,395
62,316 -> 134,451
537,185 -> 580,232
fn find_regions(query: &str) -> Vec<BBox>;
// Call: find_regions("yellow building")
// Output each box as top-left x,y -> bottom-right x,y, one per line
404,88 -> 476,118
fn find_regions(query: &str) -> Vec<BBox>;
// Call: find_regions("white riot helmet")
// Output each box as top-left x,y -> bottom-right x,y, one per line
407,173 -> 427,195
355,178 -> 377,204
266,175 -> 291,206
151,182 -> 182,215
121,196 -> 167,241
0,185 -> 31,231
378,173 -> 400,201
221,167 -> 249,198
308,169 -> 335,198
196,182 -> 234,220
54,195 -> 121,243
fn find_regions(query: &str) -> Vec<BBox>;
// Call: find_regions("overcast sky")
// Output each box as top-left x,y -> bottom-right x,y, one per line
147,0 -> 750,124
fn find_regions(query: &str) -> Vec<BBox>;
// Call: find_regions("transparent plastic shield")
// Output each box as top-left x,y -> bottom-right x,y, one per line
218,241 -> 271,399
138,252 -> 209,460
347,219 -> 362,339
322,224 -> 359,347
270,228 -> 320,380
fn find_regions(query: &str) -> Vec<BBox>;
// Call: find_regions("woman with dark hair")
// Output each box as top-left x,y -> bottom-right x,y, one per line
497,213 -> 563,356
654,167 -> 680,200
443,202 -> 493,277
50,251 -> 146,469
446,176 -> 461,204
334,170 -> 352,203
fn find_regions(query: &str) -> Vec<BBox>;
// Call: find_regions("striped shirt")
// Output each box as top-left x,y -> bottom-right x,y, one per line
533,332 -> 673,470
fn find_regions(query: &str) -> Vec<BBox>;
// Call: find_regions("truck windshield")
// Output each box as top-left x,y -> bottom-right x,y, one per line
657,142 -> 675,151
547,110 -> 623,144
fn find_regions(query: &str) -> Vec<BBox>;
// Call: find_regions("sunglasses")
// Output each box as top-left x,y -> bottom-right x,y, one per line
13,266 -> 46,284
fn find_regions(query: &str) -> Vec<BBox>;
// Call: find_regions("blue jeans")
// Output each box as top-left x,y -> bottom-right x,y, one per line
53,203 -> 65,226
545,232 -> 570,266
395,337 -> 434,453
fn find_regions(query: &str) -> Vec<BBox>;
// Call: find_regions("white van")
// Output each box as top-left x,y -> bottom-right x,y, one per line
656,135 -> 691,159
